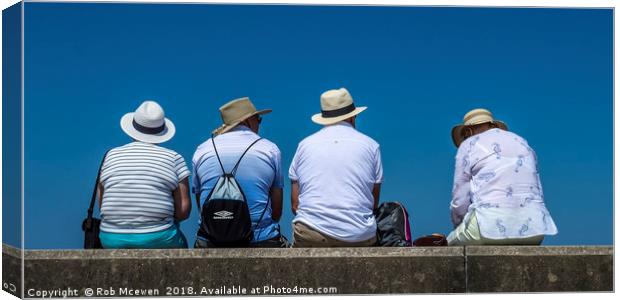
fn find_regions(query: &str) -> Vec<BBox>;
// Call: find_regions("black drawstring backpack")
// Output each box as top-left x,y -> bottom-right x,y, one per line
198,137 -> 270,247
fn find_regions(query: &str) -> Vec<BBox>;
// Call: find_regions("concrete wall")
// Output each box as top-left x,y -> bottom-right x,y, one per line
466,246 -> 613,292
2,244 -> 613,297
2,245 -> 21,298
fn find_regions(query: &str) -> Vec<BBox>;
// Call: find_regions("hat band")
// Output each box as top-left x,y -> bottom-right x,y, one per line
321,103 -> 356,118
133,119 -> 165,135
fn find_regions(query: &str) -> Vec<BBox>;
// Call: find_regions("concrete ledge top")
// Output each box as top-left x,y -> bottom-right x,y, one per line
19,246 -> 464,260
2,244 -> 22,258
4,244 -> 613,259
466,245 -> 613,256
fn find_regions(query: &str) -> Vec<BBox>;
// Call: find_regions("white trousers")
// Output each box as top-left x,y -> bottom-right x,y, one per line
447,212 -> 544,246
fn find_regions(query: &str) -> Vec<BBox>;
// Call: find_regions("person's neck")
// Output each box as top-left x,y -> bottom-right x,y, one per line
476,126 -> 497,135
327,120 -> 354,128
230,124 -> 252,132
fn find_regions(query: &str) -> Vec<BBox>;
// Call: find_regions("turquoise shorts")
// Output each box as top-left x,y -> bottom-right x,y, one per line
100,224 -> 188,249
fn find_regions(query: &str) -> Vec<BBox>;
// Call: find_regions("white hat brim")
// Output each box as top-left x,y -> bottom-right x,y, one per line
120,113 -> 176,144
311,107 -> 367,125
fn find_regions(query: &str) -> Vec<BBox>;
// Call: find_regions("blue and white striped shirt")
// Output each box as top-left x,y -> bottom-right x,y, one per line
100,142 -> 190,234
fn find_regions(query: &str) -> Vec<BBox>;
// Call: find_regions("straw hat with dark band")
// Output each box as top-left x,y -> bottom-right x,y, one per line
120,100 -> 176,144
213,97 -> 272,135
451,108 -> 508,147
311,88 -> 367,125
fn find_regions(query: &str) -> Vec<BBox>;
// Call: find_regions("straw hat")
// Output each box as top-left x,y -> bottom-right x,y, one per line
120,100 -> 176,144
451,108 -> 508,147
213,97 -> 272,135
311,88 -> 367,125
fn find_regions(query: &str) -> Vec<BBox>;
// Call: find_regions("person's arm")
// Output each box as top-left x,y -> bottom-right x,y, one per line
270,187 -> 283,221
97,153 -> 108,209
288,144 -> 302,216
97,182 -> 104,209
195,192 -> 201,212
372,145 -> 384,210
450,179 -> 470,228
268,146 -> 284,221
291,181 -> 299,215
450,150 -> 472,228
372,183 -> 381,210
191,155 -> 202,216
173,177 -> 192,221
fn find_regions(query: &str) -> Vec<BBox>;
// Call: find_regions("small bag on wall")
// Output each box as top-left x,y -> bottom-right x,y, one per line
413,234 -> 448,246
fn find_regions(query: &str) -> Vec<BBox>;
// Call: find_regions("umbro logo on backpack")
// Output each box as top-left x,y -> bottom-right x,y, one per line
213,210 -> 234,219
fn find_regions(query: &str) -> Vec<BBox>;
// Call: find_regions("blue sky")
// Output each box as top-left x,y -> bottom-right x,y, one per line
16,3 -> 612,249
2,2 -> 22,248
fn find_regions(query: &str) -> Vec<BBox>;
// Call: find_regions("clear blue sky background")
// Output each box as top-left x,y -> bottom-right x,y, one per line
16,3 -> 612,249
2,2 -> 22,248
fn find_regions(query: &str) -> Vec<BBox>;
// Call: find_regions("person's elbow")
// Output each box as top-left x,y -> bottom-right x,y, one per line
372,183 -> 381,209
176,202 -> 191,221
290,180 -> 300,215
271,201 -> 283,221
173,178 -> 192,222
271,209 -> 282,222
290,197 -> 298,215
451,213 -> 463,228
269,187 -> 284,221
450,202 -> 467,228
175,211 -> 190,222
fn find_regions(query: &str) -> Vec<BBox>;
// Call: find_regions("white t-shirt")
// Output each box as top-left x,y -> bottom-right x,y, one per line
289,122 -> 383,242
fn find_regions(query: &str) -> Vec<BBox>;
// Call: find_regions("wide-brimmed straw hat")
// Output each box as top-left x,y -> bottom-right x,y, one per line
213,97 -> 272,135
120,100 -> 176,144
451,108 -> 508,147
311,88 -> 367,125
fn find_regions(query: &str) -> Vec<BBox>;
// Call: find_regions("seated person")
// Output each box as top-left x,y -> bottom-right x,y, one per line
192,97 -> 287,248
289,88 -> 383,247
98,101 -> 191,249
448,108 -> 558,245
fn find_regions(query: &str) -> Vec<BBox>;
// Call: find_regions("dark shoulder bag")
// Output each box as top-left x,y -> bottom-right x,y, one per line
81,151 -> 109,249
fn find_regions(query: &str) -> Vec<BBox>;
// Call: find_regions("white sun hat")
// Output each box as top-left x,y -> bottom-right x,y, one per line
311,88 -> 367,125
120,100 -> 176,144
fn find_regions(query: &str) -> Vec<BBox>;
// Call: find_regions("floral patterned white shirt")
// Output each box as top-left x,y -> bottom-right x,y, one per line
451,128 -> 558,239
